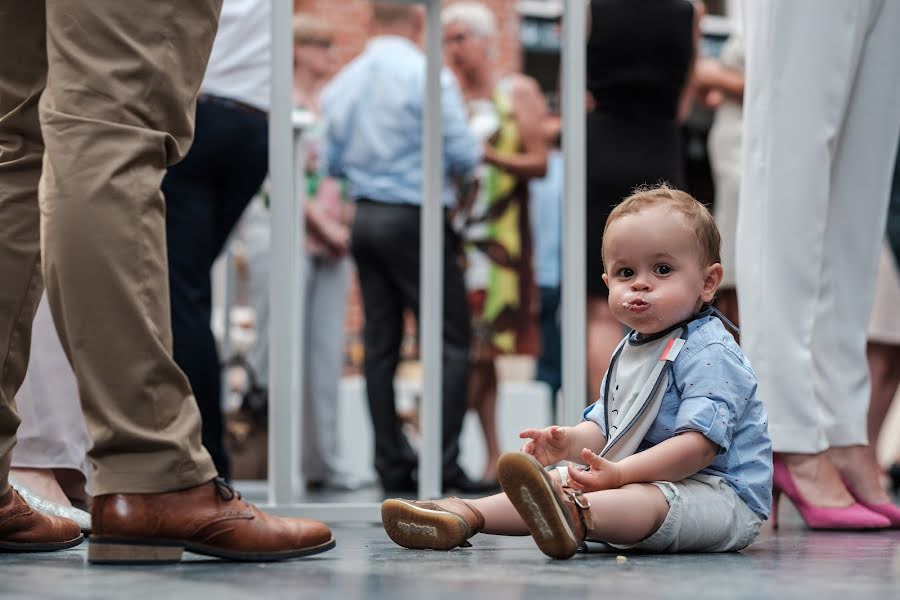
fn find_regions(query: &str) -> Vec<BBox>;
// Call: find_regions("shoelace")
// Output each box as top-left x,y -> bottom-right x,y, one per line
213,478 -> 242,502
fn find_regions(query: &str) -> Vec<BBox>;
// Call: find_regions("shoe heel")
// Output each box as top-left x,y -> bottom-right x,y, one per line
88,539 -> 184,564
888,463 -> 900,496
771,487 -> 781,531
498,452 -> 578,560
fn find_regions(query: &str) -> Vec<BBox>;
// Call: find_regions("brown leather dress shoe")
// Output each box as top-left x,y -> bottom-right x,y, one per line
497,452 -> 591,559
381,496 -> 485,550
0,488 -> 83,552
88,479 -> 335,563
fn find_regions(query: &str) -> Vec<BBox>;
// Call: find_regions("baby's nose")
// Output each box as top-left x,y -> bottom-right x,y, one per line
631,277 -> 651,290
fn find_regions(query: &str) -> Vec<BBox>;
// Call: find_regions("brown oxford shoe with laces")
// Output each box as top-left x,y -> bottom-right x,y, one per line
88,479 -> 335,563
0,487 -> 83,552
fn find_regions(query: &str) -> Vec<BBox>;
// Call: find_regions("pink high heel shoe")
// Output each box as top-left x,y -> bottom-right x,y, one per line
771,459 -> 890,530
839,477 -> 900,528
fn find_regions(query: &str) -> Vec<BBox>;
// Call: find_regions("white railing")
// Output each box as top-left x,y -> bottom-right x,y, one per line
260,0 -> 585,522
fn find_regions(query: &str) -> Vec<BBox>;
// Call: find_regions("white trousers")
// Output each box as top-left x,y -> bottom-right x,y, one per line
737,0 -> 900,452
241,202 -> 351,480
12,295 -> 91,482
299,254 -> 350,481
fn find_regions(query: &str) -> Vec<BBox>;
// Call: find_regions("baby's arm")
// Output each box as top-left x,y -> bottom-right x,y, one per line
519,421 -> 606,467
567,432 -> 718,492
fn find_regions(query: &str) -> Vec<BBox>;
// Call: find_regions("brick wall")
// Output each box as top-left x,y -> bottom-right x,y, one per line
294,0 -> 523,80
293,0 -> 527,373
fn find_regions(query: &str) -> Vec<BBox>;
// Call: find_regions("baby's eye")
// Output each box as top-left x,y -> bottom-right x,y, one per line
654,264 -> 672,275
616,267 -> 634,278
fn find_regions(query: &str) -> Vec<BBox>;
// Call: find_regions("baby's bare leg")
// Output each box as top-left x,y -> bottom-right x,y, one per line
466,474 -> 670,541
583,483 -> 669,545
468,493 -> 529,535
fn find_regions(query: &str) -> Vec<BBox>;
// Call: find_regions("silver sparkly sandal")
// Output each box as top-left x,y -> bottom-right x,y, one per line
8,475 -> 91,533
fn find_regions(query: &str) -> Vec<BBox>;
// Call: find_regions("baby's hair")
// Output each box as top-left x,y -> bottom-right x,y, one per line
602,184 -> 721,268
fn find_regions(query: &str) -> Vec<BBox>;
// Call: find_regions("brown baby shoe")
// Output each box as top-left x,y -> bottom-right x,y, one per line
497,452 -> 591,559
381,496 -> 485,550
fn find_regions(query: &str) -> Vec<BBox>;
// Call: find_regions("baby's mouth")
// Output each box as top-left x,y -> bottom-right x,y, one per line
624,298 -> 650,314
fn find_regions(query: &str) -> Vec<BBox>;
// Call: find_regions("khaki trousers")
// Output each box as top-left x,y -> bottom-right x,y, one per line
0,0 -> 221,495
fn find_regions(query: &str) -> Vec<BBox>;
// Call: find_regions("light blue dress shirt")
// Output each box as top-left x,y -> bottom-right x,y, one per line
320,36 -> 481,206
529,149 -> 563,288
583,314 -> 773,519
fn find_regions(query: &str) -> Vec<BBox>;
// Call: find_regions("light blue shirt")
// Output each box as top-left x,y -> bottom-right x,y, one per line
320,36 -> 481,206
583,314 -> 773,519
529,149 -> 563,288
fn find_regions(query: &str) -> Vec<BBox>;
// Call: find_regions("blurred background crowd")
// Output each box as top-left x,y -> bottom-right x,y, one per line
10,0 -> 900,531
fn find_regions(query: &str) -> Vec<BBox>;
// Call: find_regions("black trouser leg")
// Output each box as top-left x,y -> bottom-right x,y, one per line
435,229 -> 471,482
352,203 -> 417,487
352,201 -> 471,486
536,285 -> 562,400
163,99 -> 268,480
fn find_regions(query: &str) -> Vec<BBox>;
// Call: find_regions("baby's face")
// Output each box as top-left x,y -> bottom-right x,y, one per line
602,206 -> 722,335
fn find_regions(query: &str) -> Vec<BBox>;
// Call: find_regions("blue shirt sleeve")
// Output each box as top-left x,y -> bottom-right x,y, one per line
319,67 -> 359,179
319,89 -> 342,178
672,342 -> 757,453
440,69 -> 482,176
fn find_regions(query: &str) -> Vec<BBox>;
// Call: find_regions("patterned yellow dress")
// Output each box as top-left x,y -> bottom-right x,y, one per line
463,83 -> 538,360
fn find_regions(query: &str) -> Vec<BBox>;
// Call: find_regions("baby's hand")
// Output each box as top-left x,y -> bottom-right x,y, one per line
519,426 -> 571,466
566,448 -> 624,492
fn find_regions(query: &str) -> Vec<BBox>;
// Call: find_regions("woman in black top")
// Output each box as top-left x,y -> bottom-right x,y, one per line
585,0 -> 698,398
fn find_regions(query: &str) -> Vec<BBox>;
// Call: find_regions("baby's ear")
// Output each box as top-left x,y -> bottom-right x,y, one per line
700,263 -> 724,303
602,272 -> 609,288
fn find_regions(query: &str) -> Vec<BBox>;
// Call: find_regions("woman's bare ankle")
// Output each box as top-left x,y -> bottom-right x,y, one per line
9,467 -> 71,506
777,452 -> 855,507
828,446 -> 891,505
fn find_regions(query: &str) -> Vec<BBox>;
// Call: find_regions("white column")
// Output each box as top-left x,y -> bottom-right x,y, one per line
267,0 -> 303,505
418,0 -> 444,499
560,0 -> 588,425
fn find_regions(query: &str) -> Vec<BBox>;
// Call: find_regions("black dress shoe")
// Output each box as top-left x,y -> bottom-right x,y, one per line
442,473 -> 501,495
381,474 -> 418,494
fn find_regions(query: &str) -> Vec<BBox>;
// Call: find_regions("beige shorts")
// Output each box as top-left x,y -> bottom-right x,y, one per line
607,474 -> 762,553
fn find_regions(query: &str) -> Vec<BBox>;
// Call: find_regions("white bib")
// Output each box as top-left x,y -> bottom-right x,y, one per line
599,331 -> 686,462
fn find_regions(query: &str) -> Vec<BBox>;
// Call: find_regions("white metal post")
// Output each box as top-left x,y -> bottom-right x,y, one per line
220,244 -> 235,412
268,0 -> 303,505
418,0 -> 444,500
560,0 -> 588,426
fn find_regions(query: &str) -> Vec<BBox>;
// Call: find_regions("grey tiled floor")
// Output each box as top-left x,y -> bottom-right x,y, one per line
2,504 -> 900,600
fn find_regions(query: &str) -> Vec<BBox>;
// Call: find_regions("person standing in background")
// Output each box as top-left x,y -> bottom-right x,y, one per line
442,1 -> 548,485
237,15 -> 358,489
321,3 -> 484,494
163,0 -> 271,481
862,145 -> 900,496
584,0 -> 700,401
292,14 -> 361,491
529,115 -> 564,405
738,0 -> 900,529
693,31 -> 744,330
